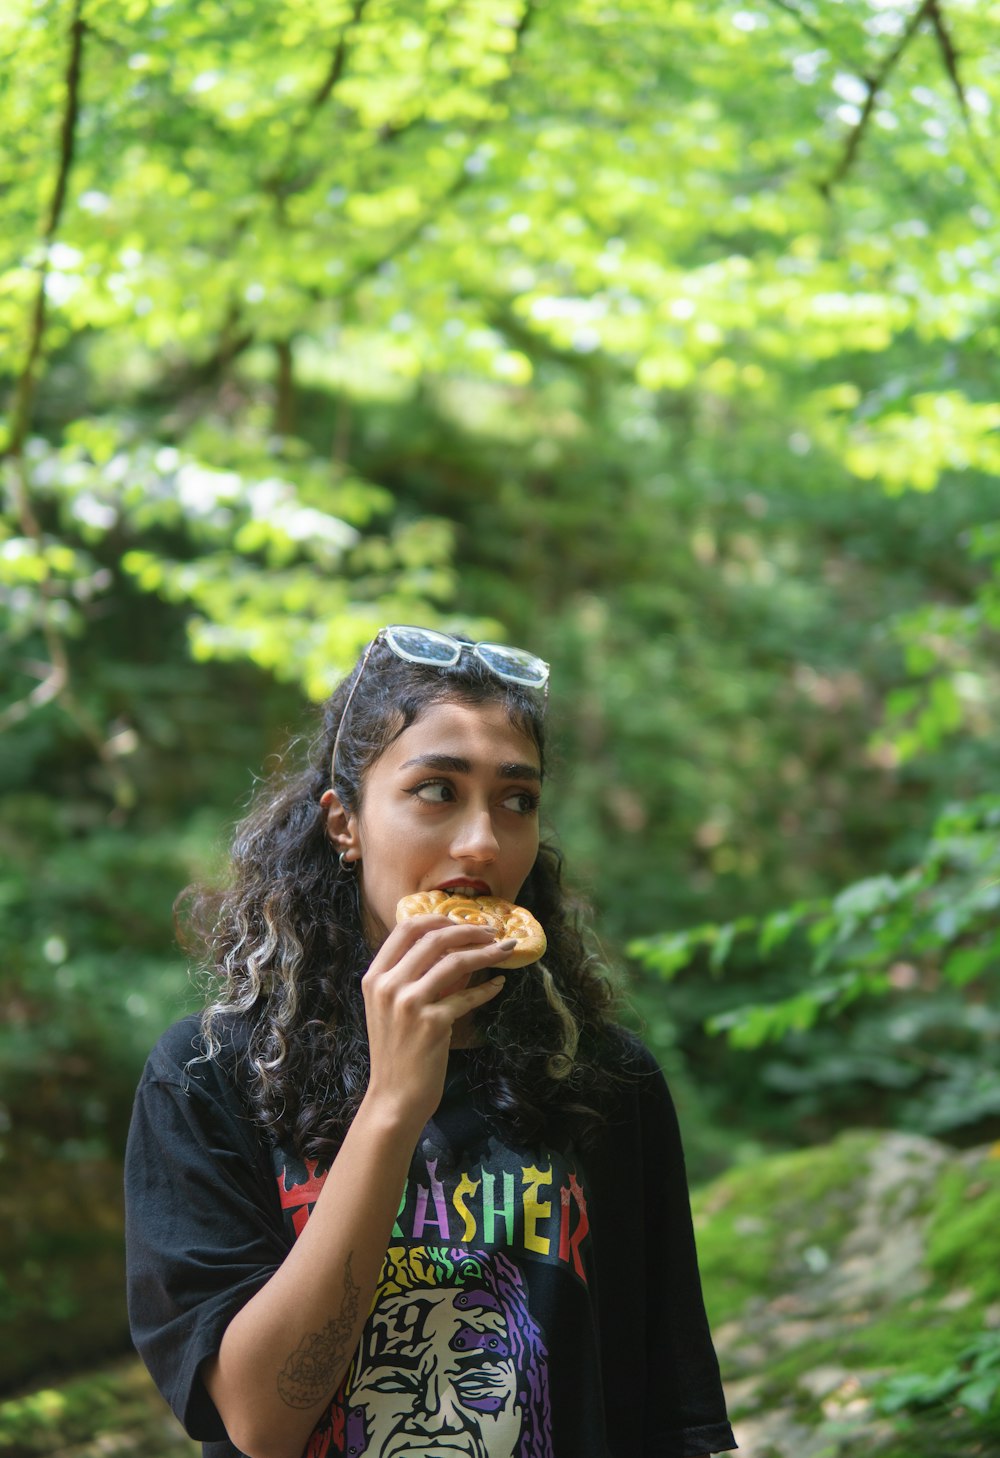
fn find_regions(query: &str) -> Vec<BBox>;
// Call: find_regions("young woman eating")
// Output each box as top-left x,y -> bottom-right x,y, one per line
125,625 -> 737,1458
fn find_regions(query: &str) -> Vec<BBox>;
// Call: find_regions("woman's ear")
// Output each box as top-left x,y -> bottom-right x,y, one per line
319,788 -> 361,864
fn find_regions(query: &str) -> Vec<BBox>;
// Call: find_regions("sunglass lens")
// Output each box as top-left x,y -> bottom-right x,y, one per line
384,625 -> 460,666
476,642 -> 549,687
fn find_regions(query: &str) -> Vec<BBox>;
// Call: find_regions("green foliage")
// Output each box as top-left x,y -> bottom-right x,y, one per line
3,0 -> 999,1135
3,0 -> 1000,1399
631,792 -> 1000,1035
878,1331 -> 1000,1419
4,423 -> 461,701
631,796 -> 1000,1142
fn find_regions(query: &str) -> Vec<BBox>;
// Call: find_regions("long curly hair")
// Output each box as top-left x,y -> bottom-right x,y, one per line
182,633 -> 623,1163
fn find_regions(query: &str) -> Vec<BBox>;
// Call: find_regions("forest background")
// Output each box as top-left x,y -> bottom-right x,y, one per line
2,0 -> 1000,1454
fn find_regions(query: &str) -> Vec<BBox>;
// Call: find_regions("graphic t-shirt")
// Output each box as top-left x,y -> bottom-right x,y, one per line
125,1016 -> 737,1458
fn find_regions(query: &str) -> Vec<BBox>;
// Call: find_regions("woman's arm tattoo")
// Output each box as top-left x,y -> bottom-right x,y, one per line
276,1253 -> 361,1410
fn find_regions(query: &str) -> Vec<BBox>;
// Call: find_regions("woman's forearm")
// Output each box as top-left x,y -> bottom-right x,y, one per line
203,1094 -> 421,1458
203,920 -> 510,1458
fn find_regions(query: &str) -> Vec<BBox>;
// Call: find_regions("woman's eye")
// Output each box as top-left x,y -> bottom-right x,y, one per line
411,780 -> 454,803
502,790 -> 540,815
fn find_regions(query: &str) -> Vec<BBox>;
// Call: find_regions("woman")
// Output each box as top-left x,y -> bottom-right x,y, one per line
125,625 -> 737,1458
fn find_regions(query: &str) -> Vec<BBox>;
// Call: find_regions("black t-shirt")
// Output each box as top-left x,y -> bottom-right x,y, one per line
125,1015 -> 737,1458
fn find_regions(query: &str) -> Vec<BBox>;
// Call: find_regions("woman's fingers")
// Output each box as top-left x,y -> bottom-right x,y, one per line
362,916 -> 515,1040
365,915 -> 505,988
402,943 -> 515,1012
435,971 -> 507,1020
365,914 -> 478,972
366,936 -> 515,1016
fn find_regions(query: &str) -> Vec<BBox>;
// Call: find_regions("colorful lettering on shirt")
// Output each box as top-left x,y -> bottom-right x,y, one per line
482,1168 -> 516,1245
452,1170 -> 480,1241
412,1157 -> 451,1239
558,1171 -> 591,1282
276,1157 -> 327,1238
522,1164 -> 553,1256
275,1141 -> 593,1285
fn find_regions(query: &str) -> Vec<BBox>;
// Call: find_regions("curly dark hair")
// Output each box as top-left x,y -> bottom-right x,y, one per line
182,632 -> 623,1164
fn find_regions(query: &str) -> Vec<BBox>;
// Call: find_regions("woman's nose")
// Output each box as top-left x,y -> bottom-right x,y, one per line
451,807 -> 500,861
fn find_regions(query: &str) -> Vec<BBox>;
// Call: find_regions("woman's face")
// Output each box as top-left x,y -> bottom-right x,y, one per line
339,698 -> 542,943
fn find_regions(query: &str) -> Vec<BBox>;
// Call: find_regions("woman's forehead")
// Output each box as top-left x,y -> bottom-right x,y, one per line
385,699 -> 540,766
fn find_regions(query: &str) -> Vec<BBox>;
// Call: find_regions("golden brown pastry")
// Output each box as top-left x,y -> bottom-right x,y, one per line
395,890 -> 546,968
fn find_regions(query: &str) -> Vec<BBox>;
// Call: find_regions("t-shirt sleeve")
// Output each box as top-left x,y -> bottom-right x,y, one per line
124,1017 -> 288,1442
591,1034 -> 737,1456
636,1048 -> 737,1456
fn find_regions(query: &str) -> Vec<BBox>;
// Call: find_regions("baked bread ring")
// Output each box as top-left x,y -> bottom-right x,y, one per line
396,891 -> 546,969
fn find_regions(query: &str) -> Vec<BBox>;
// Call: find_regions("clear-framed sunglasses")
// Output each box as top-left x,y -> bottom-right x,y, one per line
330,625 -> 549,785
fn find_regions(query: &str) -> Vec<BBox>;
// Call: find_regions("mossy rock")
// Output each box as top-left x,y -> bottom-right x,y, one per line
3,1131 -> 999,1456
693,1130 -> 1000,1457
0,1359 -> 196,1458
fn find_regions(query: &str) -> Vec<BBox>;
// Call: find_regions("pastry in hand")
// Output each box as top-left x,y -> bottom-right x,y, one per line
396,890 -> 546,968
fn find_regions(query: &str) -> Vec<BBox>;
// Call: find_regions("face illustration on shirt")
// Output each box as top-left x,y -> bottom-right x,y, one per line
345,1285 -> 523,1458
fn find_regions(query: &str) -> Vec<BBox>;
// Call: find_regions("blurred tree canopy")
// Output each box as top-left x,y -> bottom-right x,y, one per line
2,0 -> 999,1200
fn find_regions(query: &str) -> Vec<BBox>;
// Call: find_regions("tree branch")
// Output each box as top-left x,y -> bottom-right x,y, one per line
328,0 -> 536,299
819,0 -> 934,197
0,0 -> 86,726
308,0 -> 368,113
0,5 -> 133,809
273,338 -> 296,436
0,658 -> 67,730
264,0 -> 370,205
927,0 -> 966,117
267,2 -> 535,428
927,0 -> 1000,188
2,0 -> 85,460
0,457 -> 134,813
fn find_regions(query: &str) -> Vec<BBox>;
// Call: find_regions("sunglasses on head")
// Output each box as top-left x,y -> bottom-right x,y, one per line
379,625 -> 549,688
330,625 -> 550,785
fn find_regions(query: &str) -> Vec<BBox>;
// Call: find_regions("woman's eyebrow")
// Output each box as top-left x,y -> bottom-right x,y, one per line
398,753 -> 541,782
498,761 -> 542,782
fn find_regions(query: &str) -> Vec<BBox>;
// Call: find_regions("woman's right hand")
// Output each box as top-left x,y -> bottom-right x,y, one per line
360,913 -> 512,1133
